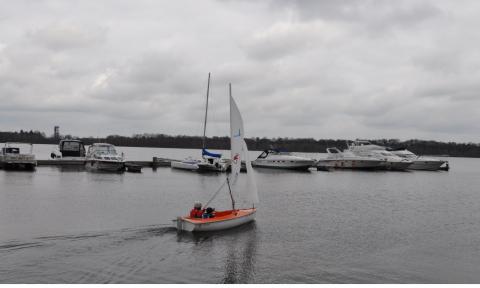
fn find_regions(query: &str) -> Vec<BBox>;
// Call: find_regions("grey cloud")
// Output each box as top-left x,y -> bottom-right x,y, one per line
27,24 -> 107,51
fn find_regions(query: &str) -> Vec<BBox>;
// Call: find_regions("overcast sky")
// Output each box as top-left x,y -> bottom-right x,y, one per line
1,0 -> 479,142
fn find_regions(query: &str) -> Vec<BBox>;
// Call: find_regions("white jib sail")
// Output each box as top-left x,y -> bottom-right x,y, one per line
229,86 -> 259,205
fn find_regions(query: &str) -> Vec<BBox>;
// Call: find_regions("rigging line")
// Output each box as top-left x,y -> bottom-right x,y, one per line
203,177 -> 227,209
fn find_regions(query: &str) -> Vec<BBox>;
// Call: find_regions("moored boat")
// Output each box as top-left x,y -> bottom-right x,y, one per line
85,143 -> 125,172
50,139 -> 86,165
388,148 -> 447,171
252,149 -> 315,170
171,73 -> 228,173
0,143 -> 37,170
171,157 -> 200,171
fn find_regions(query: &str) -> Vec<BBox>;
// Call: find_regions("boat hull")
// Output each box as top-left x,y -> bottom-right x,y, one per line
175,208 -> 256,232
316,159 -> 384,170
383,161 -> 413,171
252,160 -> 314,170
0,161 -> 37,171
171,161 -> 199,171
197,162 -> 227,172
408,160 -> 446,171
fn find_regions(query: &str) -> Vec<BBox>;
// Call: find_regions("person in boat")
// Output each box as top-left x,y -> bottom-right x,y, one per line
190,202 -> 204,218
202,207 -> 215,218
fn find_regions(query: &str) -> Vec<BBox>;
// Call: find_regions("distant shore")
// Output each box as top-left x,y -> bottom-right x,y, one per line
2,130 -> 480,158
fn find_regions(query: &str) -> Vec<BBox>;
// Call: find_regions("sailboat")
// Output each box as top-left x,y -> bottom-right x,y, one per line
174,84 -> 259,232
171,73 -> 228,172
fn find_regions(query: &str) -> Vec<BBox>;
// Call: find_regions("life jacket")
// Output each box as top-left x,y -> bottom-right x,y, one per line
190,208 -> 203,218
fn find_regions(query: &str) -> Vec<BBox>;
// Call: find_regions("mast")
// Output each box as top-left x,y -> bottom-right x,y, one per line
202,73 -> 211,151
226,177 -> 235,210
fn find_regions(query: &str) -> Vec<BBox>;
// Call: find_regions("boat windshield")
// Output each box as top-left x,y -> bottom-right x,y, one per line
93,145 -> 116,154
62,141 -> 81,151
2,147 -> 20,154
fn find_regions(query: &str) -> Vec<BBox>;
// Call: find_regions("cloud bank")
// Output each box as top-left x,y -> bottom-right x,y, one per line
1,0 -> 479,142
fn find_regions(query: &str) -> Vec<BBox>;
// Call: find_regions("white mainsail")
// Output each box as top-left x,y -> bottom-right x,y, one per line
229,84 -> 259,206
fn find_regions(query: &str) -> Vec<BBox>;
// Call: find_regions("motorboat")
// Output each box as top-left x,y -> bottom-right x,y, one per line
85,143 -> 125,172
252,149 -> 315,170
171,73 -> 228,173
347,140 -> 413,171
388,148 -> 447,171
171,156 -> 200,171
175,84 -> 258,232
0,142 -> 37,170
316,147 -> 385,170
50,139 -> 86,164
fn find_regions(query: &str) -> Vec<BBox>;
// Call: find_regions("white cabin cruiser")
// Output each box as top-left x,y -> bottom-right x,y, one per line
0,143 -> 37,170
388,148 -> 447,171
316,147 -> 385,170
171,157 -> 200,171
347,140 -> 412,171
50,139 -> 86,164
252,149 -> 315,170
85,143 -> 125,172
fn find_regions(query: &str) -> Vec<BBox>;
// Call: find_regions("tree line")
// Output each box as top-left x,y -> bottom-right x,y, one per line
1,130 -> 480,157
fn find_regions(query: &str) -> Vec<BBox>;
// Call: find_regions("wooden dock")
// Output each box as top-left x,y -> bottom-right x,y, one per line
37,157 -> 175,168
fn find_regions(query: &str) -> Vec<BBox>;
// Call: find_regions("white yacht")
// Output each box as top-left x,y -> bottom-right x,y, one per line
0,142 -> 37,170
388,148 -> 447,171
316,147 -> 385,170
85,143 -> 125,172
347,140 -> 413,171
252,149 -> 315,170
50,139 -> 86,164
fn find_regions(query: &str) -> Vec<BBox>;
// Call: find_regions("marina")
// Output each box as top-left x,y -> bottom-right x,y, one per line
2,0 -> 479,284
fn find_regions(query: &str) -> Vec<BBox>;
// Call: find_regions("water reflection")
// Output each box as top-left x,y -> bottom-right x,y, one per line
86,171 -> 125,183
222,223 -> 258,284
175,222 -> 258,283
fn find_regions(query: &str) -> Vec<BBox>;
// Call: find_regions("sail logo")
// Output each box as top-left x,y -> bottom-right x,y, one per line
233,153 -> 240,163
233,129 -> 241,138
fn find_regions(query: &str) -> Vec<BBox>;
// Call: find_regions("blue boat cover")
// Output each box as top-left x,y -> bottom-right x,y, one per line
202,148 -> 222,158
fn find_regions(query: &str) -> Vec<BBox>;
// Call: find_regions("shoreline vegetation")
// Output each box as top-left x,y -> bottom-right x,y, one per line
1,130 -> 480,158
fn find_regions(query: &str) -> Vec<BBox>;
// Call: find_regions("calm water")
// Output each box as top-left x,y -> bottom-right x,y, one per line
1,145 -> 480,283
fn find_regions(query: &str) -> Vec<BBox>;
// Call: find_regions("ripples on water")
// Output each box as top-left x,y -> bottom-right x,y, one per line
0,224 -> 259,283
1,146 -> 480,283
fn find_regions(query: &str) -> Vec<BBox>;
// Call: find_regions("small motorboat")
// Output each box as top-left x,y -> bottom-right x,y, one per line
175,84 -> 259,232
171,156 -> 200,171
85,143 -> 125,172
0,143 -> 37,170
252,149 -> 315,170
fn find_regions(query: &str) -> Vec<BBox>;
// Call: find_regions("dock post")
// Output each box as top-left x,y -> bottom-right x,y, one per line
152,157 -> 158,171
